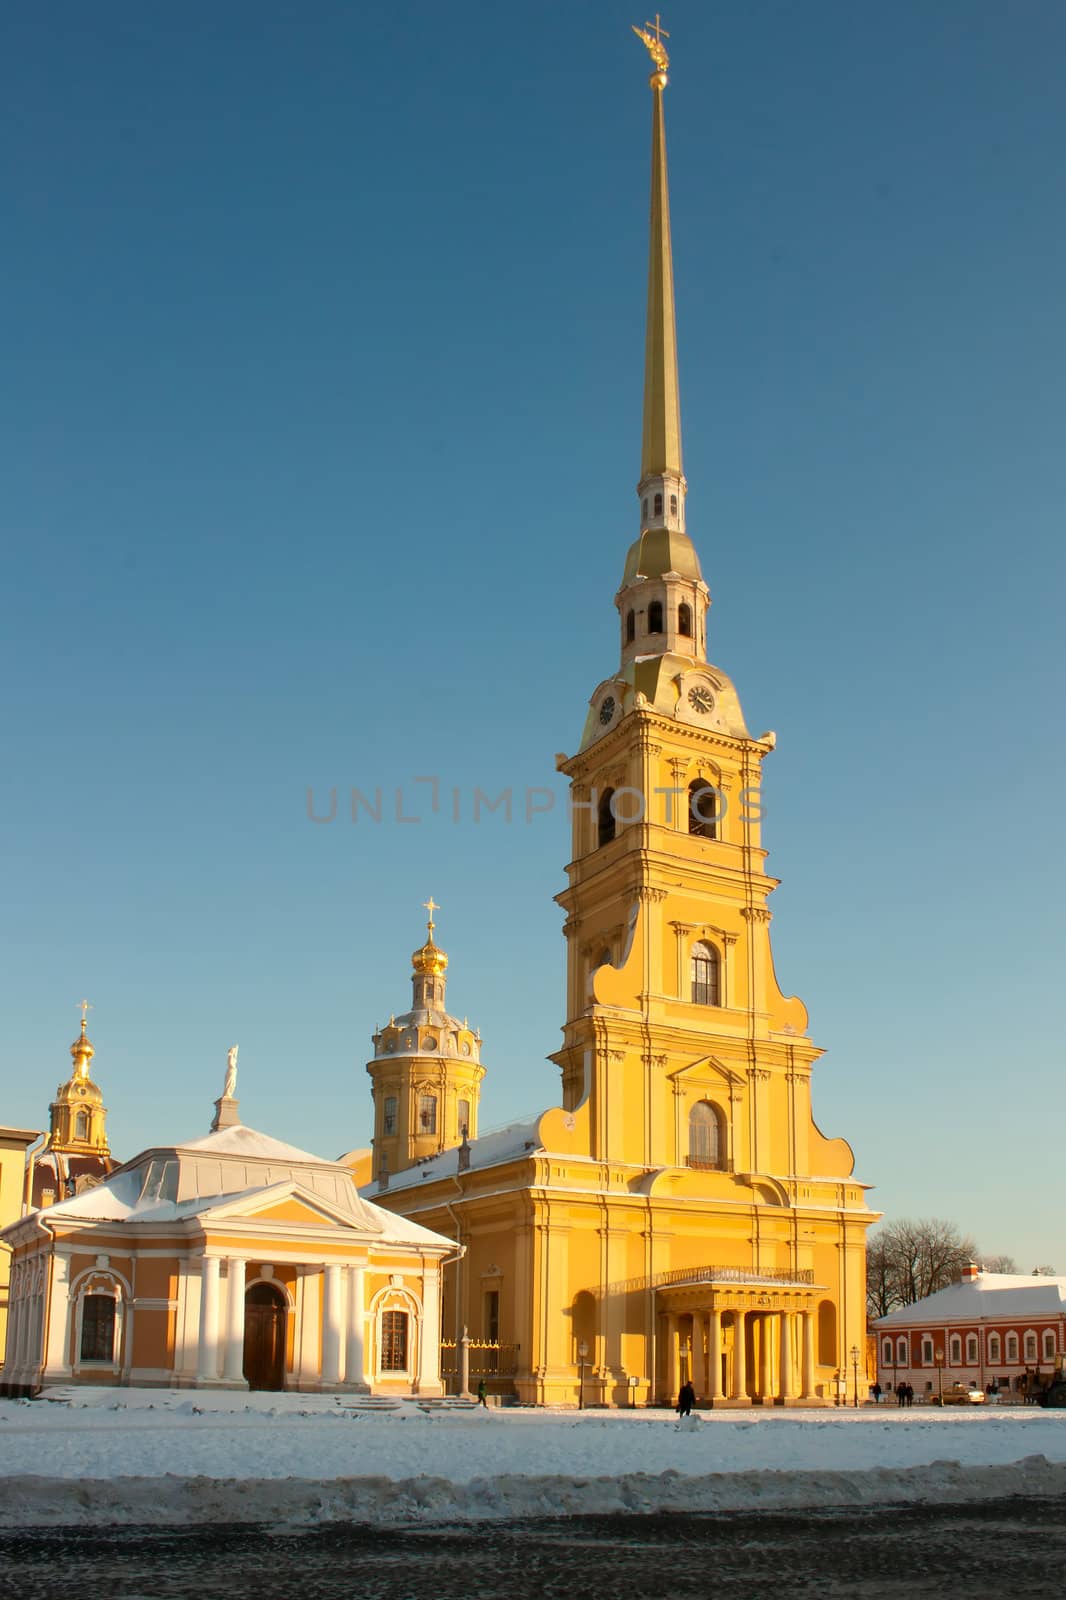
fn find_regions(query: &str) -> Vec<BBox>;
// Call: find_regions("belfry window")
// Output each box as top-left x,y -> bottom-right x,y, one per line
74,1110 -> 89,1140
678,602 -> 692,637
642,497 -> 648,521
648,600 -> 663,634
418,1095 -> 438,1135
80,1294 -> 116,1362
653,492 -> 663,516
670,493 -> 678,517
688,777 -> 718,840
458,1098 -> 471,1138
381,1310 -> 409,1371
688,1101 -> 725,1169
383,1095 -> 397,1136
626,609 -> 635,643
598,788 -> 617,847
690,942 -> 720,1007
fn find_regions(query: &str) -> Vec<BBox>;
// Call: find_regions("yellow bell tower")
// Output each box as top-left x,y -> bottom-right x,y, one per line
366,903 -> 486,1182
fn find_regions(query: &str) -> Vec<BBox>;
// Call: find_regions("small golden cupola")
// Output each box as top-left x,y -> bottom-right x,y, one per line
34,1003 -> 116,1208
366,901 -> 485,1183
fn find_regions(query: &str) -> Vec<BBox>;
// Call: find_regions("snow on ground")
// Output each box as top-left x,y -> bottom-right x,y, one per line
3,1389 -> 1066,1527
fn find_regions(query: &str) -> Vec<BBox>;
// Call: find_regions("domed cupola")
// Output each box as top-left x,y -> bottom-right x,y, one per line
366,902 -> 486,1182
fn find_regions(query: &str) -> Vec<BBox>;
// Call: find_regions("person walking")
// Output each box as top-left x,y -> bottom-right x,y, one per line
677,1380 -> 696,1418
872,1382 -> 882,1406
477,1379 -> 488,1408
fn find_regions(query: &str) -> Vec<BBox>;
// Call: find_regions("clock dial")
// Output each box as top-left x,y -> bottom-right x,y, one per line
687,685 -> 715,715
599,695 -> 616,726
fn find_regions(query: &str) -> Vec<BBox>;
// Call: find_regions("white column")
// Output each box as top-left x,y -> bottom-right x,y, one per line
345,1264 -> 367,1389
197,1256 -> 221,1383
707,1309 -> 723,1400
801,1309 -> 815,1399
665,1312 -> 679,1403
42,1257 -> 72,1379
417,1269 -> 441,1394
732,1312 -> 748,1400
758,1313 -> 773,1401
222,1258 -> 247,1385
321,1264 -> 343,1387
779,1311 -> 795,1401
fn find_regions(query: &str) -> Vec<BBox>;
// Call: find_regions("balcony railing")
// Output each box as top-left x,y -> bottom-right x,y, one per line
655,1264 -> 816,1289
684,1155 -> 734,1172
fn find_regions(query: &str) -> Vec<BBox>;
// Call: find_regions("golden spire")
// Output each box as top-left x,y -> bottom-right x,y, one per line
70,1000 -> 95,1079
634,17 -> 683,483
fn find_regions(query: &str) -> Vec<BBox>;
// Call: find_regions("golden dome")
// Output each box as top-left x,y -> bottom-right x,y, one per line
70,1016 -> 95,1075
411,897 -> 449,976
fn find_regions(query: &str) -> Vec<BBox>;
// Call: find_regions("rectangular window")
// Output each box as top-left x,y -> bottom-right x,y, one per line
381,1310 -> 408,1372
418,1095 -> 437,1135
80,1294 -> 116,1362
383,1095 -> 397,1136
484,1289 -> 500,1344
921,1339 -> 933,1365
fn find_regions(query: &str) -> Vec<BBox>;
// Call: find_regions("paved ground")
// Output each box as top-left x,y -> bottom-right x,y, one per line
4,1497 -> 1066,1599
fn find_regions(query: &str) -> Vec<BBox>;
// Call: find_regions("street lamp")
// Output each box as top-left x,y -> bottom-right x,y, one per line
850,1344 -> 861,1409
578,1340 -> 588,1410
935,1346 -> 945,1406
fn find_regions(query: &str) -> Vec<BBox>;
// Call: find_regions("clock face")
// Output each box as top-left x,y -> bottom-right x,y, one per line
688,685 -> 715,715
599,695 -> 616,726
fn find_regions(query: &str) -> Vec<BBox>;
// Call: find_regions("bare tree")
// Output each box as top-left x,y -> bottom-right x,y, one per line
1032,1264 -> 1057,1276
866,1217 -> 978,1316
979,1253 -> 1018,1274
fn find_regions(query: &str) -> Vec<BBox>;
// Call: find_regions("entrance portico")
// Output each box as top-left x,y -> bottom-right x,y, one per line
657,1272 -> 819,1406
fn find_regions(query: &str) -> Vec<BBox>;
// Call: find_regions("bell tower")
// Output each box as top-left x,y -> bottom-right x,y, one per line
33,1003 -> 117,1208
366,903 -> 486,1183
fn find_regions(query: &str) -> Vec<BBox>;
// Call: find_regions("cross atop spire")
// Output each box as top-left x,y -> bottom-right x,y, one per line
423,896 -> 440,937
77,998 -> 93,1031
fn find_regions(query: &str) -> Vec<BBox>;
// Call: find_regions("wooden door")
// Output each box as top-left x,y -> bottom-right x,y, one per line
243,1283 -> 286,1391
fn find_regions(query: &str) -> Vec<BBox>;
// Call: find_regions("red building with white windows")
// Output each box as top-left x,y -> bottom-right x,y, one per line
875,1265 -> 1066,1400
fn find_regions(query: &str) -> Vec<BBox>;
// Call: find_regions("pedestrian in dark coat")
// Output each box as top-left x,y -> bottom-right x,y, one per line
477,1379 -> 488,1407
677,1380 -> 696,1418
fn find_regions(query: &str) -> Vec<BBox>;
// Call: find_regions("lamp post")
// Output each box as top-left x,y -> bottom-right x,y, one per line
850,1344 -> 861,1409
578,1340 -> 588,1411
935,1345 -> 945,1406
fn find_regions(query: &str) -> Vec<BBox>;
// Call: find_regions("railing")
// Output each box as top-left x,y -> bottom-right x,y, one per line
440,1340 -> 521,1378
656,1264 -> 815,1288
684,1156 -> 735,1173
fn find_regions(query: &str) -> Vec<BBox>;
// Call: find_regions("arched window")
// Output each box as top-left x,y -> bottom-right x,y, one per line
458,1098 -> 471,1138
1024,1332 -> 1038,1362
1006,1333 -> 1019,1362
642,497 -> 648,521
688,1101 -> 725,1169
74,1111 -> 89,1141
383,1095 -> 397,1135
670,493 -> 678,517
897,1336 -> 908,1364
653,492 -> 663,516
381,1309 -> 409,1371
648,600 -> 663,634
690,942 -> 720,1007
678,602 -> 692,637
987,1332 -> 1001,1363
418,1095 -> 437,1135
1042,1329 -> 1057,1361
817,1300 -> 837,1366
80,1293 -> 116,1362
966,1333 -> 979,1364
949,1335 -> 961,1364
598,788 -> 616,847
626,609 -> 635,643
688,777 -> 718,840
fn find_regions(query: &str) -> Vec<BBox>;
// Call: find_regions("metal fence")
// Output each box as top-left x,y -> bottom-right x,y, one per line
440,1340 -> 521,1378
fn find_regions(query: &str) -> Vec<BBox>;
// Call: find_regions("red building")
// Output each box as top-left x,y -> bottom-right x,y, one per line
875,1265 -> 1066,1400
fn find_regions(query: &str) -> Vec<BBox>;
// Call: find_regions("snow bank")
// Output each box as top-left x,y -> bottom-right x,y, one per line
3,1391 -> 1066,1527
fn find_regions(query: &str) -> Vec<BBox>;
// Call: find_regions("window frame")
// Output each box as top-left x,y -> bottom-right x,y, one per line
380,1309 -> 409,1373
690,942 -> 721,1007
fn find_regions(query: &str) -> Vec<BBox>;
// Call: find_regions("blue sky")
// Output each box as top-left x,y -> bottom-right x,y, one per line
3,2 -> 1064,1269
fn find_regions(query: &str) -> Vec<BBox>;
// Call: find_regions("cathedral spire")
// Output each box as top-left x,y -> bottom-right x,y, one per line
636,21 -> 683,486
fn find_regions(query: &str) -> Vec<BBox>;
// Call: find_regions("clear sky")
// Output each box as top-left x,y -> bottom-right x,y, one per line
4,2 -> 1064,1270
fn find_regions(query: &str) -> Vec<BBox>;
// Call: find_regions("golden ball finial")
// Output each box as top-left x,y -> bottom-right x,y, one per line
412,896 -> 449,976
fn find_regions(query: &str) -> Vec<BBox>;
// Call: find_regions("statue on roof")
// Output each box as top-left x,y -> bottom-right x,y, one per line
223,1044 -> 239,1100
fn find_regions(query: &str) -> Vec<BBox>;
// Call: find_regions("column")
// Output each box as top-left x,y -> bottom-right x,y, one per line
42,1257 -> 72,1379
345,1264 -> 367,1390
321,1263 -> 343,1387
197,1256 -> 221,1383
222,1258 -> 247,1385
732,1312 -> 747,1400
801,1309 -> 815,1399
759,1313 -> 773,1401
779,1310 -> 795,1402
665,1313 -> 679,1404
707,1309 -> 723,1401
417,1269 -> 441,1394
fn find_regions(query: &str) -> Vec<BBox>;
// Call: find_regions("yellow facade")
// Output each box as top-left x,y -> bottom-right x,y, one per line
0,1126 -> 42,1367
356,42 -> 876,1406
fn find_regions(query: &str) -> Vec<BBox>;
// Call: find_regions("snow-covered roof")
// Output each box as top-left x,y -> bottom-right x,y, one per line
367,1116 -> 543,1195
876,1272 -> 1066,1326
174,1124 -> 335,1166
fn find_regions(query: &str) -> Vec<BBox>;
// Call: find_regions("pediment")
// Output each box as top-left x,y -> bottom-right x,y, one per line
199,1179 -> 383,1234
